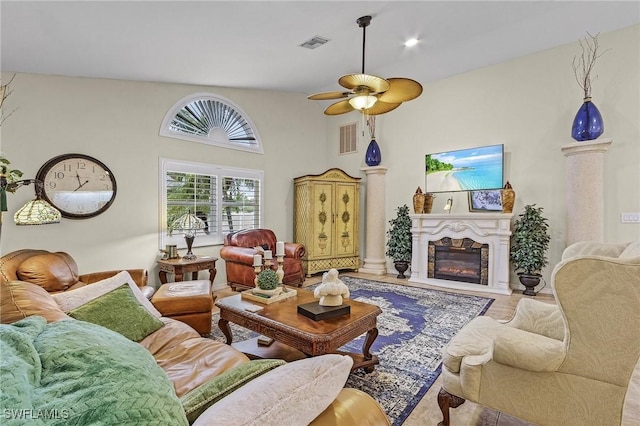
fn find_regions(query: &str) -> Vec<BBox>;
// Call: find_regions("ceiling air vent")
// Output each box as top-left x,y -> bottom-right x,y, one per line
339,122 -> 357,154
300,36 -> 329,49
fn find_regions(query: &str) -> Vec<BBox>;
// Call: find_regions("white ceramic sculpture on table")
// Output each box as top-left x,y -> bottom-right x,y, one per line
313,269 -> 350,306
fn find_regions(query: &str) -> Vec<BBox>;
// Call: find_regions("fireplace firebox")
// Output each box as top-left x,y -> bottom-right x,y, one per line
428,238 -> 489,285
410,212 -> 513,295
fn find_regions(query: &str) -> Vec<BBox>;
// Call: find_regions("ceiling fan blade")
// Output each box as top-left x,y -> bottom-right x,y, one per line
377,78 -> 423,103
363,99 -> 401,115
338,74 -> 390,93
307,91 -> 351,100
324,99 -> 355,115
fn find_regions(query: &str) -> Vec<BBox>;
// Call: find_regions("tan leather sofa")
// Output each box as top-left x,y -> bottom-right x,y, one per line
220,228 -> 305,290
1,249 -> 214,336
0,248 -> 154,297
438,240 -> 640,426
0,249 -> 390,425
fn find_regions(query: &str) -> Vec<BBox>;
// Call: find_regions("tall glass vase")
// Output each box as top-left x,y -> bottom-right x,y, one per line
365,139 -> 381,166
571,97 -> 604,141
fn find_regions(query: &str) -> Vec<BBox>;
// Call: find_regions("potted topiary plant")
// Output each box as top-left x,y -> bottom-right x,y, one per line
386,204 -> 412,279
254,268 -> 281,297
510,204 -> 551,296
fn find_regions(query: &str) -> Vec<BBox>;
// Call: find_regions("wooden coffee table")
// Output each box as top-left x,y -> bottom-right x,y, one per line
216,288 -> 382,372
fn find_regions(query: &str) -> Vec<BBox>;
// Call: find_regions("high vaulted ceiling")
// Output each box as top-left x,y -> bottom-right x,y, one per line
1,1 -> 639,96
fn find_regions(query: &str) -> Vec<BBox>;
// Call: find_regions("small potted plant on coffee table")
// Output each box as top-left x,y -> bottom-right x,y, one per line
253,269 -> 282,297
510,204 -> 551,296
386,204 -> 412,279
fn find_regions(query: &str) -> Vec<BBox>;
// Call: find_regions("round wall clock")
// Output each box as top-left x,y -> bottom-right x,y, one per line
36,153 -> 117,219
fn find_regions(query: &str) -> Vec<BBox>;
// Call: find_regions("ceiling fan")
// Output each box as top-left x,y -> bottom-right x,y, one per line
308,15 -> 423,116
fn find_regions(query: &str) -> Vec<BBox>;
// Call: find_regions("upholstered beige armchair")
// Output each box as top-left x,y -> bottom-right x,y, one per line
438,240 -> 640,426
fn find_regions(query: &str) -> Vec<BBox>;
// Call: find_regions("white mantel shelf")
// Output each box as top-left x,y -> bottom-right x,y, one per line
409,212 -> 514,295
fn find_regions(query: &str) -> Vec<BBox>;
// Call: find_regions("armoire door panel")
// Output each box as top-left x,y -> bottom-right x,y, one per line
312,182 -> 335,258
334,183 -> 357,257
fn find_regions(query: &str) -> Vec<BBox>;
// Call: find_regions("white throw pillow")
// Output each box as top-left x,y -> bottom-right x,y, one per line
53,271 -> 162,318
192,354 -> 353,426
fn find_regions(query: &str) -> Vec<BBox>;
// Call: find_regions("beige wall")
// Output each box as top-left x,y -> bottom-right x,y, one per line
2,25 -> 638,291
0,75 -> 328,286
328,24 -> 640,290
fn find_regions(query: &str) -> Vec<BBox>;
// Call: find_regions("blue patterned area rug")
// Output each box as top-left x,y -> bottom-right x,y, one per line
211,276 -> 494,426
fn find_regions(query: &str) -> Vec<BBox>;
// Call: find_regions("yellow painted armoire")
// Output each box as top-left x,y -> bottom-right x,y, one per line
294,168 -> 361,276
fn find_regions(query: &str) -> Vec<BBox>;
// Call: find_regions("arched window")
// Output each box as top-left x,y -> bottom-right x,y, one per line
160,93 -> 263,153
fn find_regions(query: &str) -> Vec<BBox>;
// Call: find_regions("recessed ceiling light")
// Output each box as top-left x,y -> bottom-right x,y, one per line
404,38 -> 419,47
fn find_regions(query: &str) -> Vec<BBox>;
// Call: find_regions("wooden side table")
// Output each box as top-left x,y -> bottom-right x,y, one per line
157,256 -> 218,285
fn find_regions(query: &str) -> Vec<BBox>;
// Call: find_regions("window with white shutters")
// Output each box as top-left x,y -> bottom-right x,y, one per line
160,158 -> 263,248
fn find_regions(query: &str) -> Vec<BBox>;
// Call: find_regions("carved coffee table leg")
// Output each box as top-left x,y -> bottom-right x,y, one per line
437,387 -> 465,426
361,327 -> 379,372
218,318 -> 233,344
362,327 -> 378,360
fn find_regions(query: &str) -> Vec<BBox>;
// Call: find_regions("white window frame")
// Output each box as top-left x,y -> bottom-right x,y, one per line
159,92 -> 264,154
159,158 -> 263,249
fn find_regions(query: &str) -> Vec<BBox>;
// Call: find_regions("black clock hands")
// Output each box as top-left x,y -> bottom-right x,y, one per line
74,171 -> 89,191
74,179 -> 90,191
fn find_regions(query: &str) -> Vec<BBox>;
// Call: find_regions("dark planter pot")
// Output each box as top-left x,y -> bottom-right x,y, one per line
518,273 -> 541,296
394,261 -> 409,279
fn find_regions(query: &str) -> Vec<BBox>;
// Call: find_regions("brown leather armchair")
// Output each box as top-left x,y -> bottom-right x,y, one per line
219,229 -> 305,291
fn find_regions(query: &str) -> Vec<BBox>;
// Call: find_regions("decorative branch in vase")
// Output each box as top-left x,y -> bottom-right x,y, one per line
0,74 -> 18,127
1,75 -> 23,222
570,32 -> 610,142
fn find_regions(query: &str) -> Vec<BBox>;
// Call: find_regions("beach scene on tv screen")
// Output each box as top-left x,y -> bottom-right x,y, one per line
425,144 -> 503,193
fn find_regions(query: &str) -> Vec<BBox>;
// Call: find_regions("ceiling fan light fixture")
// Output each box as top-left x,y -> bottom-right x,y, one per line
309,15 -> 422,116
349,94 -> 377,110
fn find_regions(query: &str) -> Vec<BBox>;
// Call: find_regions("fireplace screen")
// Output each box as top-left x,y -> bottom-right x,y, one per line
427,238 -> 489,285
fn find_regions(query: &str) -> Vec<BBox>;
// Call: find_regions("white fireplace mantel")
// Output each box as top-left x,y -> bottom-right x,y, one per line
409,213 -> 514,295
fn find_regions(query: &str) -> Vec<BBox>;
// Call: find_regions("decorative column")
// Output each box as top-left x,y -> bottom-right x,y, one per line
561,138 -> 612,246
359,166 -> 387,275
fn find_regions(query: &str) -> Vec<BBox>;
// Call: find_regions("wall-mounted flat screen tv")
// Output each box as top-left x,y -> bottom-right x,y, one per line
425,144 -> 504,193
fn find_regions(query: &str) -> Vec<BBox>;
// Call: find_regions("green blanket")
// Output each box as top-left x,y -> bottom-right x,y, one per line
0,316 -> 188,425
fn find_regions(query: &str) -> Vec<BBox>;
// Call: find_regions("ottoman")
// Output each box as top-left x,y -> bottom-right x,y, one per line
151,280 -> 213,336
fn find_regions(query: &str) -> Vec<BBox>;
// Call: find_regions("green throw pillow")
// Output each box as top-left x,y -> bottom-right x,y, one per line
181,359 -> 286,424
68,284 -> 164,342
